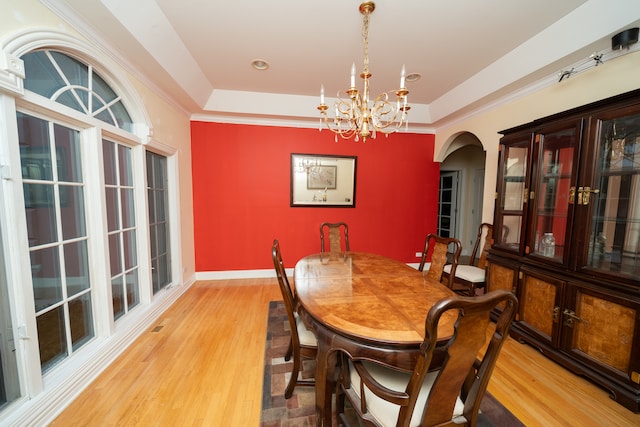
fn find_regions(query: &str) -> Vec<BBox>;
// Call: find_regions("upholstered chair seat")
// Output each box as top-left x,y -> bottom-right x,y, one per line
294,312 -> 317,347
443,223 -> 493,296
347,360 -> 465,427
443,264 -> 485,283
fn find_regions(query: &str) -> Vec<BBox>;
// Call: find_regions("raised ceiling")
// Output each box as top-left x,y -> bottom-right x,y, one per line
42,0 -> 640,130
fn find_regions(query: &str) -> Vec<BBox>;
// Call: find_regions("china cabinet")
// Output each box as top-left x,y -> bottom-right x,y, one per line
487,89 -> 640,412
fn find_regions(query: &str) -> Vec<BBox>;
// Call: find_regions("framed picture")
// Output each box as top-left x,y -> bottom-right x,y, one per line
290,153 -> 357,207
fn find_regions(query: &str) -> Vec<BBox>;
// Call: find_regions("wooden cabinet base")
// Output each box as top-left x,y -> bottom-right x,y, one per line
511,325 -> 640,413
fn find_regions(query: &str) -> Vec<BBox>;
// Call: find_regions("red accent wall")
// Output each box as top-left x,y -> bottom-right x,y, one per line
191,122 -> 440,271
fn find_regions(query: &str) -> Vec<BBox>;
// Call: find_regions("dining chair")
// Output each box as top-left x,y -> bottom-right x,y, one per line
336,289 -> 518,427
271,239 -> 318,398
444,223 -> 493,296
418,234 -> 461,289
320,221 -> 350,253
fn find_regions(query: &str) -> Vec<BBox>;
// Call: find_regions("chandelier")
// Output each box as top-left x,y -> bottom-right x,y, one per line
317,1 -> 410,142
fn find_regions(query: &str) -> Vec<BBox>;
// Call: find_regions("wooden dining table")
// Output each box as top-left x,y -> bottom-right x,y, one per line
293,251 -> 457,427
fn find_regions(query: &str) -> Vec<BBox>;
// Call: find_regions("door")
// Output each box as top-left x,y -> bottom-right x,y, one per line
438,171 -> 458,238
527,119 -> 583,264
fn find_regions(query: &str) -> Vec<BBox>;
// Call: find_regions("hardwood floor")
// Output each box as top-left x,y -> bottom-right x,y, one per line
51,279 -> 640,426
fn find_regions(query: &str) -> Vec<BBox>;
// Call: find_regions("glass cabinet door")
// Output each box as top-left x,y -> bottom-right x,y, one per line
529,120 -> 582,263
495,133 -> 531,253
585,111 -> 640,279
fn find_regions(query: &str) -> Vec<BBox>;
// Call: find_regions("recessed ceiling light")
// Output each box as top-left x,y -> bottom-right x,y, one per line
406,73 -> 421,83
251,59 -> 269,70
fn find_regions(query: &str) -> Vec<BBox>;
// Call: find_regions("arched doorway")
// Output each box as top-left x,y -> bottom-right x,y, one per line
439,133 -> 486,259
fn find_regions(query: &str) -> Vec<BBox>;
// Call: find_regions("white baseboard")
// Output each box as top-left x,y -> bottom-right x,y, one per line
195,264 -> 420,281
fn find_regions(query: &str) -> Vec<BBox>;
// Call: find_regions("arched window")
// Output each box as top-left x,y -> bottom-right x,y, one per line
1,30 -> 175,424
21,50 -> 134,131
11,50 -> 156,375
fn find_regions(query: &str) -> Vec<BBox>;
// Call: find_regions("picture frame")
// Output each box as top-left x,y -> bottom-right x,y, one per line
290,153 -> 357,207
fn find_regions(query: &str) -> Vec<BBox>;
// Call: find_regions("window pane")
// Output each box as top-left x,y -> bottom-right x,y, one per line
123,230 -> 137,271
49,51 -> 88,98
147,191 -> 156,223
126,270 -> 139,310
31,247 -> 62,312
149,224 -> 157,255
94,108 -> 115,127
118,145 -> 133,186
158,254 -> 170,289
65,240 -> 90,297
54,123 -> 82,183
105,187 -> 119,232
112,276 -> 124,321
157,222 -> 167,254
92,72 -> 117,104
103,140 -> 117,185
111,100 -> 134,132
55,90 -> 85,114
69,293 -> 94,351
22,51 -> 65,98
60,185 -> 85,240
155,190 -> 166,222
37,306 -> 67,372
121,188 -> 134,228
24,185 -> 57,246
109,233 -> 122,276
18,113 -> 52,181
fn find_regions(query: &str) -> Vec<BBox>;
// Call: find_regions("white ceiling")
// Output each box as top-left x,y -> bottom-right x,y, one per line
43,0 -> 640,130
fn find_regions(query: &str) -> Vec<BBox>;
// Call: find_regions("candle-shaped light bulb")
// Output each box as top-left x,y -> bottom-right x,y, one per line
400,64 -> 406,88
350,62 -> 356,88
320,84 -> 325,104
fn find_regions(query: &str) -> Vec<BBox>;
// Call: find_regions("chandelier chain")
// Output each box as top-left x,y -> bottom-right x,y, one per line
362,9 -> 370,74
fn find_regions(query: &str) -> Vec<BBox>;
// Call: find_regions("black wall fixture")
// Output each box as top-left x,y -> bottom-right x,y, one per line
612,27 -> 639,50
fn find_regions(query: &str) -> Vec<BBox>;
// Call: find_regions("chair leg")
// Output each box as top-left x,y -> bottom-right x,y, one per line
335,353 -> 351,426
284,337 -> 293,361
284,351 -> 301,399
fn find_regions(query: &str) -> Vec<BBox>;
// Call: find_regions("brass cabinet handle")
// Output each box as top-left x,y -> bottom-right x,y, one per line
582,186 -> 600,205
563,309 -> 583,328
568,186 -> 575,204
576,187 -> 600,205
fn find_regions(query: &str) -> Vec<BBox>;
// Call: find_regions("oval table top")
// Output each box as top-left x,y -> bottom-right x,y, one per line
293,252 -> 457,346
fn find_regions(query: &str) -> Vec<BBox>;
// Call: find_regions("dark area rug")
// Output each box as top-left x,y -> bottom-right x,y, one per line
260,300 -> 525,426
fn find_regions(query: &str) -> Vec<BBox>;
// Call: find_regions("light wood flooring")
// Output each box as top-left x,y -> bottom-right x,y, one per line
51,279 -> 640,426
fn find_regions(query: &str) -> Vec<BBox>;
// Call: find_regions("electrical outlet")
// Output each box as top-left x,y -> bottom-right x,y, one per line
415,252 -> 422,257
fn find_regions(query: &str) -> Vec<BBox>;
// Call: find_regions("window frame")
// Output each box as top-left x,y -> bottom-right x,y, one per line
0,45 -> 179,407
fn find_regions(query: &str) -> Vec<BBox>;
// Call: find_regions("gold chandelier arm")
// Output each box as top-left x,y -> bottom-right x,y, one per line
370,91 -> 410,131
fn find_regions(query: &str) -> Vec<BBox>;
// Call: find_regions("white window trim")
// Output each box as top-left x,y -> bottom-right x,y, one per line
0,29 -> 189,426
